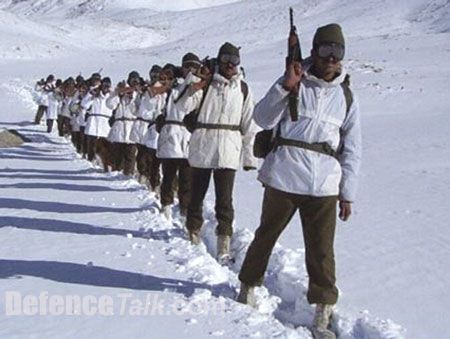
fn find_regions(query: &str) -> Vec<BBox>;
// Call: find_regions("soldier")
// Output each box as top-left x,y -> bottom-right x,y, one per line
130,65 -> 165,188
237,24 -> 362,339
106,72 -> 140,176
45,79 -> 63,133
69,80 -> 88,154
58,77 -> 76,137
175,42 -> 258,263
140,64 -> 177,196
157,52 -> 202,221
34,74 -> 54,125
82,77 -> 114,170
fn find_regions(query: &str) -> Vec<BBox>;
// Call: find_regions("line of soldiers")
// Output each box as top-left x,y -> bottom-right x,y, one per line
32,24 -> 362,339
33,43 -> 257,263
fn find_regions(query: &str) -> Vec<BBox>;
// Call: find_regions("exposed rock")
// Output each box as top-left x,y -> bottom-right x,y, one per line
0,129 -> 30,148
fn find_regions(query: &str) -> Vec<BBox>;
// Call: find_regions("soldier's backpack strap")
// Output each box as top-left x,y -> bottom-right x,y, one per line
340,74 -> 353,115
240,80 -> 248,102
337,74 -> 354,156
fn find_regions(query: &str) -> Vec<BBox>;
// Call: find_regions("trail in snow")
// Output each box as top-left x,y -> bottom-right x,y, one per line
0,110 -> 405,338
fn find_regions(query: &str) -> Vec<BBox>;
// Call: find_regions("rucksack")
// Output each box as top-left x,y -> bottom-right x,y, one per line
183,80 -> 249,133
253,74 -> 353,159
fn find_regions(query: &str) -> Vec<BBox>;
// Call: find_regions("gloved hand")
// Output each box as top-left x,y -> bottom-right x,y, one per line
243,166 -> 257,171
338,200 -> 352,221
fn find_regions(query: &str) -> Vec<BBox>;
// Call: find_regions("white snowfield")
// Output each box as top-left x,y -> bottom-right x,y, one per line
0,0 -> 449,338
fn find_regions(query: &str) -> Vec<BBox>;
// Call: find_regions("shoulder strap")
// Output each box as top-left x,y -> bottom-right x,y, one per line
162,89 -> 172,117
197,83 -> 211,115
240,80 -> 248,102
340,74 -> 353,115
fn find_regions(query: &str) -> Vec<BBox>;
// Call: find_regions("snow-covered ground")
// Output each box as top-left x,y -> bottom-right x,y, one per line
1,0 -> 450,338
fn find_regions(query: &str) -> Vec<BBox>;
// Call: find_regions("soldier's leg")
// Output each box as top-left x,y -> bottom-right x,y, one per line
111,142 -> 122,171
148,148 -> 161,191
186,168 -> 212,233
34,105 -> 46,124
177,159 -> 192,216
46,119 -> 54,133
135,144 -> 146,176
71,131 -> 78,148
80,127 -> 87,158
97,138 -> 111,172
161,159 -> 177,207
63,117 -> 71,136
298,195 -> 338,305
213,169 -> 236,236
238,187 -> 296,286
57,115 -> 64,136
123,143 -> 137,176
86,135 -> 97,162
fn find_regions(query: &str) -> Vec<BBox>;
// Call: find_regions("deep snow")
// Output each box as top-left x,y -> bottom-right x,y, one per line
1,0 -> 450,338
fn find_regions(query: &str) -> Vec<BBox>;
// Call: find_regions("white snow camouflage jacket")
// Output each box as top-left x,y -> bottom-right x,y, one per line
176,71 -> 258,170
81,92 -> 113,138
60,94 -> 74,118
106,92 -> 138,144
130,91 -> 166,148
157,82 -> 191,159
45,91 -> 62,120
69,91 -> 85,132
255,65 -> 362,202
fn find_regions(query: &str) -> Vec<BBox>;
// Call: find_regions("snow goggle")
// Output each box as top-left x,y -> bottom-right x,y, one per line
219,53 -> 240,66
316,43 -> 345,61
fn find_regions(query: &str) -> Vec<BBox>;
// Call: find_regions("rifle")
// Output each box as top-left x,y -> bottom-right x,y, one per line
285,7 -> 302,121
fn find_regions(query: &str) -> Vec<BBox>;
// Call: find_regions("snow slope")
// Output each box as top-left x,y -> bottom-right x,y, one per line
1,0 -> 450,338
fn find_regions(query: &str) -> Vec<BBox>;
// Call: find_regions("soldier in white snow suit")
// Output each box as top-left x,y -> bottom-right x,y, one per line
157,53 -> 202,220
130,65 -> 166,189
69,80 -> 88,154
237,24 -> 362,339
58,77 -> 76,137
45,79 -> 63,133
175,42 -> 258,263
106,72 -> 140,176
82,77 -> 114,170
34,74 -> 55,125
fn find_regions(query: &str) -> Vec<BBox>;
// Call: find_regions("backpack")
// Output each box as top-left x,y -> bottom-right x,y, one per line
183,80 -> 249,133
253,74 -> 353,158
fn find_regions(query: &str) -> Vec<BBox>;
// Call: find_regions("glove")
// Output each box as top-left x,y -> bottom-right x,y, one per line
338,200 -> 352,221
243,166 -> 256,171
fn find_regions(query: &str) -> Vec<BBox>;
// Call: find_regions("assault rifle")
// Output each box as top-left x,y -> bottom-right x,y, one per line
285,7 -> 302,121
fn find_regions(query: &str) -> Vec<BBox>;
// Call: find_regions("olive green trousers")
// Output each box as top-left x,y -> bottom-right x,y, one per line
238,186 -> 339,305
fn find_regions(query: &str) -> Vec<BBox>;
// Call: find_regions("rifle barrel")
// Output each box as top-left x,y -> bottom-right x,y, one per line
289,7 -> 293,27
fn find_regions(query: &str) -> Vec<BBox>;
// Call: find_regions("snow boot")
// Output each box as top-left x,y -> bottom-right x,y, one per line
153,185 -> 161,199
312,304 -> 336,339
138,174 -> 147,185
188,230 -> 202,245
216,235 -> 231,265
161,205 -> 171,220
236,282 -> 256,308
